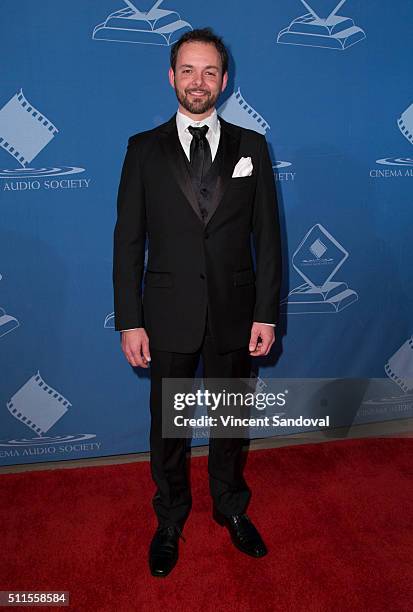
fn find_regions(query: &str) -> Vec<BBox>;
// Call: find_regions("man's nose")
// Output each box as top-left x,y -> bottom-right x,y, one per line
191,73 -> 206,88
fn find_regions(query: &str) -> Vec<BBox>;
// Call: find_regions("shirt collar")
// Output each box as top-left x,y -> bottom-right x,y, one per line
176,108 -> 219,136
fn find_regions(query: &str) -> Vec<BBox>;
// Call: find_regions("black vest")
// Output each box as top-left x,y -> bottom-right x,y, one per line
181,134 -> 223,224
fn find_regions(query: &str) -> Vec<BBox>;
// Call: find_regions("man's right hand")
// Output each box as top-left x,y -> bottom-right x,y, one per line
121,328 -> 151,368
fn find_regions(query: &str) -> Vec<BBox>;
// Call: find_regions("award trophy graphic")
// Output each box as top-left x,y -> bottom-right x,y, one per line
0,272 -> 19,339
277,0 -> 366,51
218,87 -> 270,135
92,0 -> 192,46
281,224 -> 358,314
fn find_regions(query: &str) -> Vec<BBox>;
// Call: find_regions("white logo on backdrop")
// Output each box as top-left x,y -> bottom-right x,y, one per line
374,102 -> 413,172
281,223 -> 358,313
93,0 -> 192,46
218,87 -> 270,135
398,104 -> 413,148
0,90 -> 85,180
272,160 -> 295,182
385,336 -> 413,394
218,88 -> 294,179
0,272 -> 19,339
277,0 -> 366,51
361,336 -> 413,416
0,372 -> 97,451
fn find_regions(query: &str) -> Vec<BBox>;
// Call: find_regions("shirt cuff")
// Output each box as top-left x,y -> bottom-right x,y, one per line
255,322 -> 276,327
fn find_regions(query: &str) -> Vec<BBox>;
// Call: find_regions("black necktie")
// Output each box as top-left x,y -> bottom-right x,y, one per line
188,125 -> 212,184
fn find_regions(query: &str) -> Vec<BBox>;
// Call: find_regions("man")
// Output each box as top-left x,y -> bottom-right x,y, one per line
113,28 -> 282,577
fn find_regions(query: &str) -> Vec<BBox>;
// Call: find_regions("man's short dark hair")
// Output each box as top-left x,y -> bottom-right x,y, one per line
170,28 -> 229,75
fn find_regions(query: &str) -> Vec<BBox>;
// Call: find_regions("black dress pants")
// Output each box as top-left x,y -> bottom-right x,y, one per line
149,309 -> 252,528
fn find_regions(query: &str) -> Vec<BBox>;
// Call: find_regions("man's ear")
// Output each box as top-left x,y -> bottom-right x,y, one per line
168,67 -> 175,89
221,71 -> 228,93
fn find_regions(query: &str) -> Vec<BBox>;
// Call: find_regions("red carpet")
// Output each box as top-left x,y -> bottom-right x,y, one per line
1,438 -> 412,611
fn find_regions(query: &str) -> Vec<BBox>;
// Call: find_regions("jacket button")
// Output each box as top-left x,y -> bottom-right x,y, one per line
200,273 -> 205,279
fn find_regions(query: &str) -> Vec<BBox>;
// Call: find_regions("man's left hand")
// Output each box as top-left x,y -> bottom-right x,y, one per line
249,322 -> 275,356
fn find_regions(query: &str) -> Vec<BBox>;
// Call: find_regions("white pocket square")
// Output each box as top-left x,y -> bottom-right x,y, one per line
232,156 -> 253,178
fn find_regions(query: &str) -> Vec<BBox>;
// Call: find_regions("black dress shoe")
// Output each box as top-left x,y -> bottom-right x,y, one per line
149,524 -> 184,577
213,508 -> 268,557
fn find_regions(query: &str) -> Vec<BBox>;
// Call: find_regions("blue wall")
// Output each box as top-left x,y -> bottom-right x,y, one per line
1,0 -> 412,465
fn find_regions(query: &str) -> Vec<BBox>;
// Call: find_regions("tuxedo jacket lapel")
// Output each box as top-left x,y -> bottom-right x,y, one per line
205,118 -> 241,227
158,114 -> 241,226
159,115 -> 203,223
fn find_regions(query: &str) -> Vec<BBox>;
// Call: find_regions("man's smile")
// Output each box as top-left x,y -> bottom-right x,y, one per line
187,90 -> 209,97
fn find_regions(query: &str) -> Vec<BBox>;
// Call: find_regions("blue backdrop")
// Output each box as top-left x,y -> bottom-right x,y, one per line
1,0 -> 412,465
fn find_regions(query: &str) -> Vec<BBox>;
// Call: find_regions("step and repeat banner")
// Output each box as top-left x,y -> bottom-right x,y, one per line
1,1 -> 412,465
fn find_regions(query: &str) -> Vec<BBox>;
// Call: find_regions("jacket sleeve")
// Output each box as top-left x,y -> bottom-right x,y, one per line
112,137 -> 147,331
252,134 -> 282,325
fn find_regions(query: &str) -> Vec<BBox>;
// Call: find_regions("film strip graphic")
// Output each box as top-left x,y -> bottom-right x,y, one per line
7,371 -> 71,436
0,89 -> 58,168
233,88 -> 270,132
398,103 -> 413,146
384,336 -> 413,393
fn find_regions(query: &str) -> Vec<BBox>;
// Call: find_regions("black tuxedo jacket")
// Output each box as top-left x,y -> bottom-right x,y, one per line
113,113 -> 282,354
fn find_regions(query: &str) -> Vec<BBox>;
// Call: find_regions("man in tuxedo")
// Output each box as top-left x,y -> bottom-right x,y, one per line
113,28 -> 282,577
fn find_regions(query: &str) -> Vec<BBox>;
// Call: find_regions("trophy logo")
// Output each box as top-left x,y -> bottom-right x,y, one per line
277,0 -> 366,51
376,101 -> 413,168
0,89 -> 85,179
92,0 -> 192,46
0,271 -> 19,339
0,371 -> 96,448
218,87 -> 270,135
281,223 -> 358,313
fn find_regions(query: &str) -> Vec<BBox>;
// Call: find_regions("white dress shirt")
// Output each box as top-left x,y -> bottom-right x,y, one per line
120,108 -> 275,331
175,107 -> 221,162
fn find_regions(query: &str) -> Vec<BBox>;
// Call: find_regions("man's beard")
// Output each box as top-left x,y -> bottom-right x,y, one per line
174,85 -> 219,115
